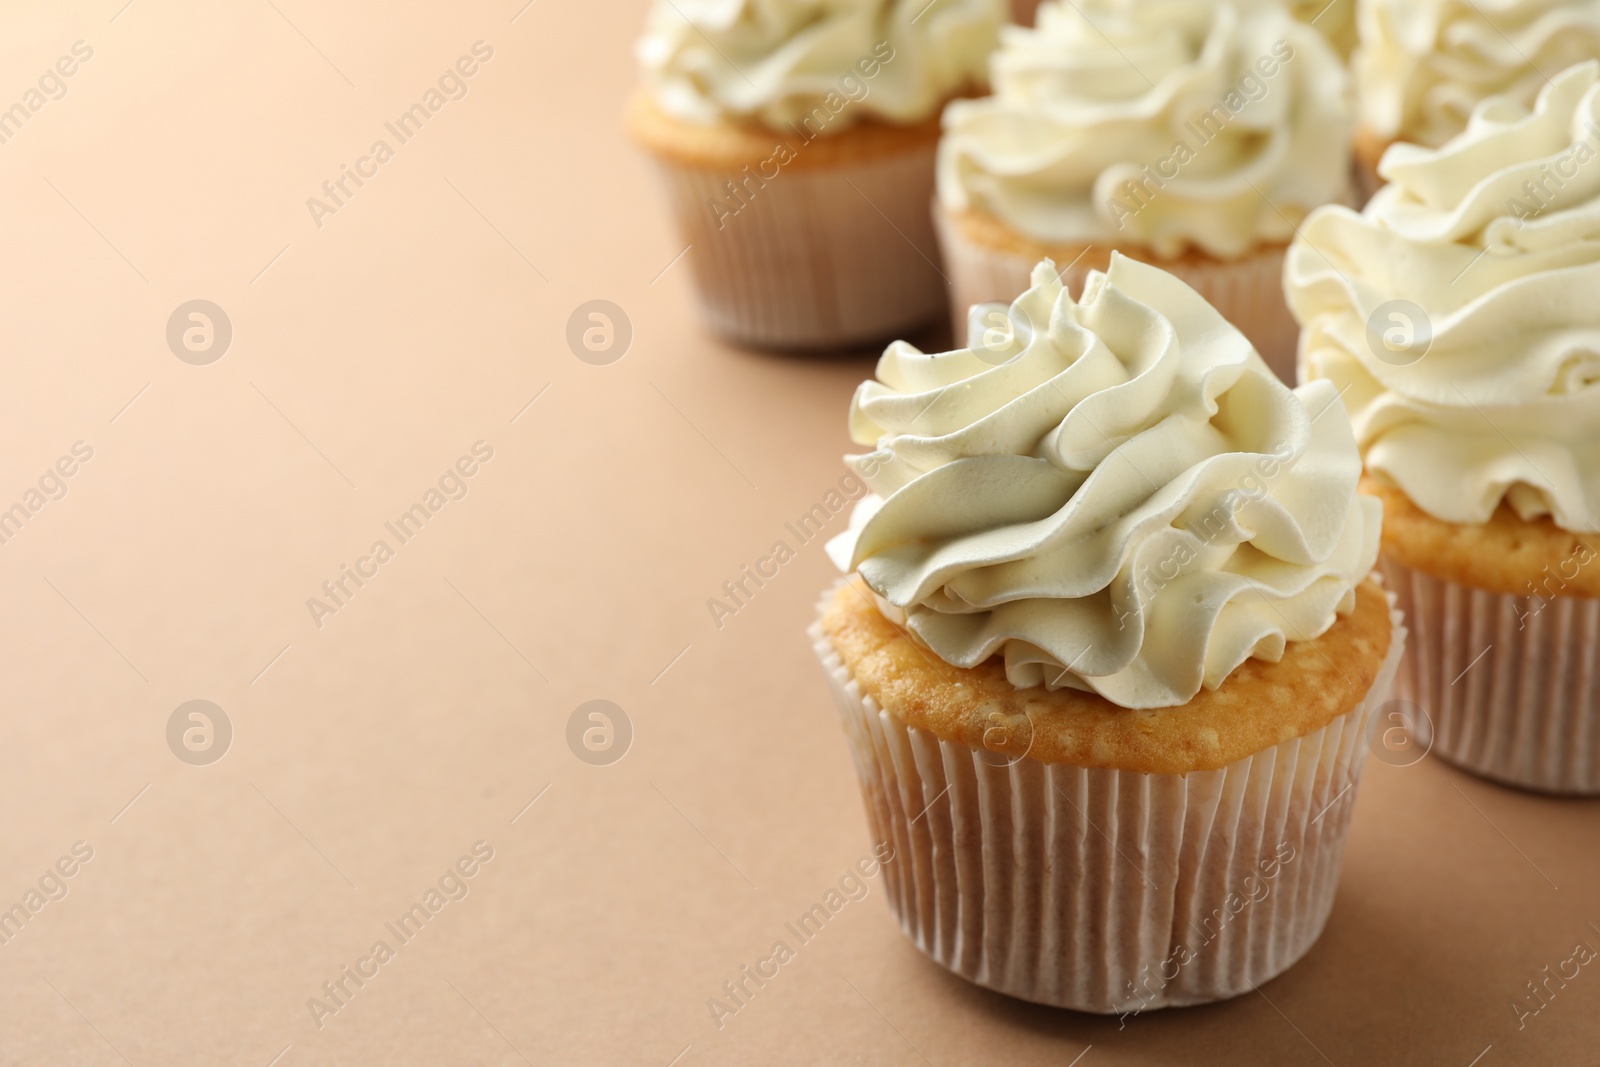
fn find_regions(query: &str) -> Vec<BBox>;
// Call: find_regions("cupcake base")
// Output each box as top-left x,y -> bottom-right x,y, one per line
1381,555 -> 1600,794
933,204 -> 1298,383
628,92 -> 948,350
811,583 -> 1405,1013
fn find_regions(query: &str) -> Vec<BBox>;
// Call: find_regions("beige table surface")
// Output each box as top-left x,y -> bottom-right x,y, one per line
2,2 -> 1598,1064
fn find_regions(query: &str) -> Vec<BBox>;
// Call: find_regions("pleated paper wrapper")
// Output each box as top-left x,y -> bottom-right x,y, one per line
1382,556 -> 1600,794
647,140 -> 946,350
933,205 -> 1299,385
810,588 -> 1406,1014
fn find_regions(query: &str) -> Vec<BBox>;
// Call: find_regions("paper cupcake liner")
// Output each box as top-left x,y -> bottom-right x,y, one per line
1381,555 -> 1600,794
810,585 -> 1406,1013
933,206 -> 1298,384
647,139 -> 946,350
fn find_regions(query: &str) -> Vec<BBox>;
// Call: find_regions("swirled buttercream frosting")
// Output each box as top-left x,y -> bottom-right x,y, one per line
636,0 -> 1002,130
1288,61 -> 1600,533
1355,0 -> 1600,147
827,254 -> 1380,709
936,0 -> 1351,258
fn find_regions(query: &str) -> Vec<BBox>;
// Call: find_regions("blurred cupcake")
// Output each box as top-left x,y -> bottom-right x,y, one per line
1352,0 -> 1600,198
812,254 -> 1401,1011
1287,62 -> 1600,793
935,0 -> 1353,382
1287,0 -> 1357,60
627,0 -> 1003,349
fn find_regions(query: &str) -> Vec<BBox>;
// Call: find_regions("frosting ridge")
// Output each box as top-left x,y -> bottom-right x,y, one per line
936,0 -> 1352,258
1288,61 -> 1600,532
636,0 -> 1002,130
1355,0 -> 1600,146
830,254 -> 1379,709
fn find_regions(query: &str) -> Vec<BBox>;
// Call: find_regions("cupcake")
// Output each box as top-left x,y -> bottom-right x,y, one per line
1352,0 -> 1600,199
812,253 -> 1402,1012
1287,61 -> 1600,793
934,0 -> 1353,382
627,0 -> 1003,349
1287,0 -> 1356,60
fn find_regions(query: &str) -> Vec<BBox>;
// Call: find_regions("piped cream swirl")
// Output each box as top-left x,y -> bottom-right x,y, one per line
828,254 -> 1379,710
636,0 -> 1002,131
1288,61 -> 1600,533
936,0 -> 1352,258
1355,0 -> 1600,147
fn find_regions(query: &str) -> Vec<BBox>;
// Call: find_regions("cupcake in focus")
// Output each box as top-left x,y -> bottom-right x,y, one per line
812,253 -> 1401,1011
1288,61 -> 1600,793
627,0 -> 1003,349
935,0 -> 1353,381
1352,0 -> 1600,198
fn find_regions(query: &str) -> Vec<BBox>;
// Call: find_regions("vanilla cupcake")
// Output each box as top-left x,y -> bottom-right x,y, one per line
1352,0 -> 1600,198
812,254 -> 1402,1012
934,0 -> 1353,382
627,0 -> 1003,349
1288,62 -> 1600,793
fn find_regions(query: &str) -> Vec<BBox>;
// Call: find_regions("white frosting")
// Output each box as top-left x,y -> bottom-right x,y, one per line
937,0 -> 1352,258
636,0 -> 1002,130
1355,0 -> 1600,146
1288,62 -> 1600,533
829,254 -> 1380,710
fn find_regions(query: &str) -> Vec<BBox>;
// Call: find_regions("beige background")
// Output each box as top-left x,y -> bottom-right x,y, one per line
0,1 -> 1597,1063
